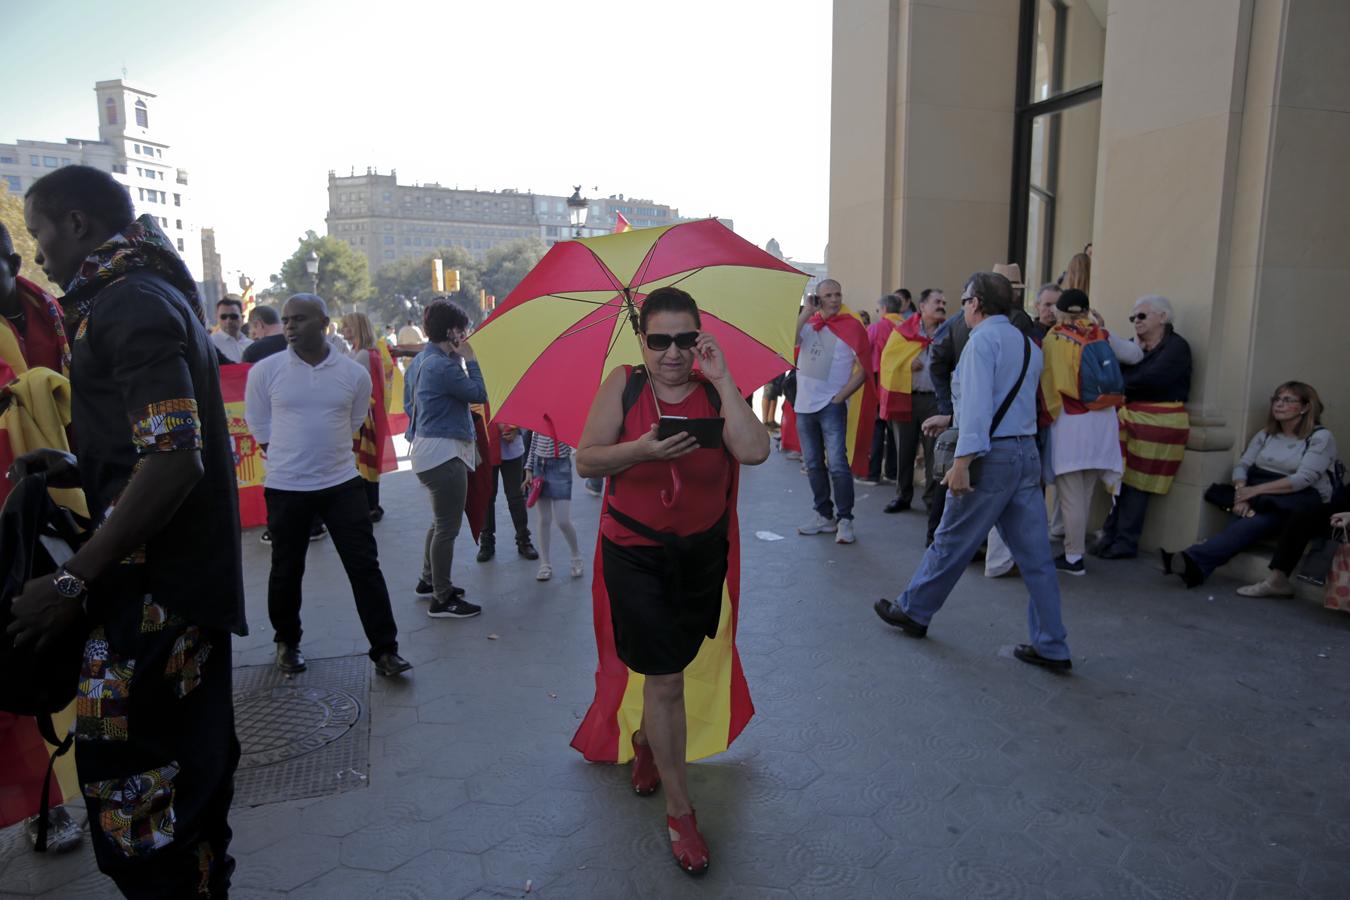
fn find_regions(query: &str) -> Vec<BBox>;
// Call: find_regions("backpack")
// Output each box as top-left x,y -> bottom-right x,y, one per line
621,365 -> 722,417
1075,335 -> 1125,410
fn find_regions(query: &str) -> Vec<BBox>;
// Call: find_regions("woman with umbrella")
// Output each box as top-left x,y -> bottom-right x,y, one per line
575,286 -> 770,875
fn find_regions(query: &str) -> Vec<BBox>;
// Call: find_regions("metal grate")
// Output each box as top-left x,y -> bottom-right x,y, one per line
231,654 -> 370,807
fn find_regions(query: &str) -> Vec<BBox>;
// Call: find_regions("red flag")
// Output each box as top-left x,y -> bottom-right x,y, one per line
613,212 -> 632,233
218,364 -> 268,528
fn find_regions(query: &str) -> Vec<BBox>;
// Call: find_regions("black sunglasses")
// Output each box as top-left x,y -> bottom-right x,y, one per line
645,331 -> 699,352
218,313 -> 240,320
1127,312 -> 1149,322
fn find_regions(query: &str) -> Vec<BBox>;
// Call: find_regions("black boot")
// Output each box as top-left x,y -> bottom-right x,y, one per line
477,540 -> 495,563
517,538 -> 539,561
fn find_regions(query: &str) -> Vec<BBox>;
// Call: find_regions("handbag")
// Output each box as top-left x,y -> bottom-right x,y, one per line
525,475 -> 544,508
931,334 -> 1031,487
1323,526 -> 1350,612
1205,466 -> 1323,515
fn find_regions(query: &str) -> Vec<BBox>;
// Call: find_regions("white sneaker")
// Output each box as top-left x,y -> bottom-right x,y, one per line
798,514 -> 837,535
835,518 -> 856,544
570,557 -> 584,578
536,564 -> 553,582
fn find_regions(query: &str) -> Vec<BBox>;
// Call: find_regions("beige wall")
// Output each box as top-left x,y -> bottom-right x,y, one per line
829,0 -> 1020,305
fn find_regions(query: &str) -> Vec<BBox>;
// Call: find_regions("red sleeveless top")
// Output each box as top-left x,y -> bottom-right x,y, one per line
600,374 -> 733,547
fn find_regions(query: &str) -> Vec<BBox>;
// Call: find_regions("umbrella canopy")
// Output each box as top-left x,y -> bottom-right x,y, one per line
472,218 -> 806,444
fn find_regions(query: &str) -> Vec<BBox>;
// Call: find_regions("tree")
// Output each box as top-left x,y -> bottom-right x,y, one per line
480,238 -> 547,307
0,184 -> 62,296
369,247 -> 486,329
276,231 -> 372,315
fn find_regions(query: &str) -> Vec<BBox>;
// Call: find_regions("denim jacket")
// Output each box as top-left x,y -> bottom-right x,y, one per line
403,343 -> 487,441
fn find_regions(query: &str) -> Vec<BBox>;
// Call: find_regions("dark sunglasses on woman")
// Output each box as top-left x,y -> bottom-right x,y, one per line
645,331 -> 699,352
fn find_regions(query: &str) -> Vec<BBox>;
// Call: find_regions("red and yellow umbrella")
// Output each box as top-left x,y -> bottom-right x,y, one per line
472,219 -> 805,443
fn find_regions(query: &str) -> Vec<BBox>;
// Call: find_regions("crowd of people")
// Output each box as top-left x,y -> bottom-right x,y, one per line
0,166 -> 1344,896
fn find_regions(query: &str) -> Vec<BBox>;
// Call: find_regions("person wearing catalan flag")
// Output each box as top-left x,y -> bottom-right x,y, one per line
1092,294 -> 1192,559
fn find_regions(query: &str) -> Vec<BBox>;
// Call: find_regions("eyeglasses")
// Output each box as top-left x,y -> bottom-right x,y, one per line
218,313 -> 240,320
644,331 -> 699,351
960,295 -> 977,305
1127,313 -> 1149,322
1271,396 -> 1303,406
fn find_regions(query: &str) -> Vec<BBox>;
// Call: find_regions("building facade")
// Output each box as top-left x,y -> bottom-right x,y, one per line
829,0 -> 1349,551
200,227 -> 225,308
326,170 -> 697,275
0,79 -> 204,284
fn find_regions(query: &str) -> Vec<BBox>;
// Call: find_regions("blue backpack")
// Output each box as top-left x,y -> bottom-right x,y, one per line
1076,336 -> 1125,410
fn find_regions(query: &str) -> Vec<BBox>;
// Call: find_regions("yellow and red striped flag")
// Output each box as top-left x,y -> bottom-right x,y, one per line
613,212 -> 632,233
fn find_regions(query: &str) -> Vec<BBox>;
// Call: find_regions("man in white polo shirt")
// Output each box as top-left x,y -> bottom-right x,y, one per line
245,293 -> 412,678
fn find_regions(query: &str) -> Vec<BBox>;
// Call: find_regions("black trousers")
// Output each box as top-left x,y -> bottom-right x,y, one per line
265,477 -> 398,658
1271,488 -> 1350,574
867,417 -> 897,480
77,592 -> 237,898
891,392 -> 939,506
483,455 -> 531,546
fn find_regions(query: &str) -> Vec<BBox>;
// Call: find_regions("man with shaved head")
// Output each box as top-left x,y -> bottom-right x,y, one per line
244,293 -> 412,679
10,165 -> 243,897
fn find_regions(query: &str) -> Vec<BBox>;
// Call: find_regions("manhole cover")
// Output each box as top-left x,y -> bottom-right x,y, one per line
230,654 -> 371,807
236,685 -> 361,768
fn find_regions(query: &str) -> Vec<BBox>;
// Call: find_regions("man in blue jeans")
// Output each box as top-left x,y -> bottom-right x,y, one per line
873,272 -> 1072,671
793,279 -> 867,544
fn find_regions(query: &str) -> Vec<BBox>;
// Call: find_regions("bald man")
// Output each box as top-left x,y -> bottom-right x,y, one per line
244,293 -> 412,678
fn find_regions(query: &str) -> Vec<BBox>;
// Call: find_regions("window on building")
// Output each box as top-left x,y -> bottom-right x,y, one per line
0,155 -> 15,164
42,156 -> 57,168
1009,0 -> 1105,289
30,155 -> 39,166
135,100 -> 149,128
173,193 -> 181,206
3,175 -> 21,193
160,217 -> 168,227
384,235 -> 394,245
105,97 -> 118,125
60,158 -> 70,166
384,249 -> 394,259
176,238 -> 184,252
112,163 -> 127,173
155,148 -> 161,158
175,219 -> 182,230
133,144 -> 141,154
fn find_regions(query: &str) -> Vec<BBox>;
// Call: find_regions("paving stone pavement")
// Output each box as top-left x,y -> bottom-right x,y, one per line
3,443 -> 1349,899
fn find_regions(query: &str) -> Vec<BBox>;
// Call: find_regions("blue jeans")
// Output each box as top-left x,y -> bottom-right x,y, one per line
885,436 -> 1070,660
1184,511 -> 1286,577
797,401 -> 854,520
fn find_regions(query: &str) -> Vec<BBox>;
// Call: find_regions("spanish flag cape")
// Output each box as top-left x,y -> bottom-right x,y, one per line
0,372 -> 85,828
779,309 -> 877,474
1039,320 -> 1123,422
571,407 -> 753,764
877,313 -> 932,421
219,364 -> 267,528
354,346 -> 398,482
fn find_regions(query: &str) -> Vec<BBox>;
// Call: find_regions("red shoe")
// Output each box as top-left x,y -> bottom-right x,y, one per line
631,733 -> 660,796
667,810 -> 710,876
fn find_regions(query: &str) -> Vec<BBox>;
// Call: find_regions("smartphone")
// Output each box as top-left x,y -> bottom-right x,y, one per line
657,416 -> 723,450
808,293 -> 820,307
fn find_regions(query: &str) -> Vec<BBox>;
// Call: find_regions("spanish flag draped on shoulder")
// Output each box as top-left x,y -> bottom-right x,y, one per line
1039,320 -> 1125,422
804,307 -> 877,476
877,313 -> 933,421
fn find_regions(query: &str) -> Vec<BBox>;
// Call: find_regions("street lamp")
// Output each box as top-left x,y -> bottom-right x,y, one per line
304,249 -> 320,293
566,186 -> 590,238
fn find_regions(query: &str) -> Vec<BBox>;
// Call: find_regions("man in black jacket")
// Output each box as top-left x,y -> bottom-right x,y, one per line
9,166 -> 244,899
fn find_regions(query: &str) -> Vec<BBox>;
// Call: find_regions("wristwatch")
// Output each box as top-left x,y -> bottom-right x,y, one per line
53,567 -> 89,602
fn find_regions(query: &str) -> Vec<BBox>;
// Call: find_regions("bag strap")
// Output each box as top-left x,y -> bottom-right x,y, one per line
621,365 -> 722,417
33,719 -> 73,852
989,335 -> 1031,436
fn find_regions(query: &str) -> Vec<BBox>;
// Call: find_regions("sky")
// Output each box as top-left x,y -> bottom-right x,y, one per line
7,0 -> 832,284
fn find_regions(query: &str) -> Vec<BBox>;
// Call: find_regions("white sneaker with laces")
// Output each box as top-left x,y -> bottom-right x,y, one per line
798,514 -> 837,535
835,518 -> 856,544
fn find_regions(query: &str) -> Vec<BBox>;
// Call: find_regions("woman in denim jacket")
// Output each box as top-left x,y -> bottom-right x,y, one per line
404,300 -> 487,618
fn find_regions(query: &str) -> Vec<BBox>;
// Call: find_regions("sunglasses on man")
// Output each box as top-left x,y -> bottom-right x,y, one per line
219,313 -> 240,320
644,331 -> 699,352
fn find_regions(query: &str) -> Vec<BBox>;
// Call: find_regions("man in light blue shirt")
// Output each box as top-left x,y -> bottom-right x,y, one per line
873,272 -> 1071,670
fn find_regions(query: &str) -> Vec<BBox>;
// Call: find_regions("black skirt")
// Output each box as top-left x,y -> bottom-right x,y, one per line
601,514 -> 729,676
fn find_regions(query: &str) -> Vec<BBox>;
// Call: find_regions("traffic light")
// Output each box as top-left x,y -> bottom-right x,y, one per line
431,258 -> 444,292
447,268 -> 460,293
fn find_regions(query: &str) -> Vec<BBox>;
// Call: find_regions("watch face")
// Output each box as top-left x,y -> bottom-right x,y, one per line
55,573 -> 84,598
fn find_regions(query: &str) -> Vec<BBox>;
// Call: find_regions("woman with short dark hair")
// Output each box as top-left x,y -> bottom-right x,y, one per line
573,286 -> 769,876
404,299 -> 486,617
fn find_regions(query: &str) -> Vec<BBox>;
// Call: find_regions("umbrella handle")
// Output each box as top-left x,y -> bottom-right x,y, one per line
660,463 -> 682,509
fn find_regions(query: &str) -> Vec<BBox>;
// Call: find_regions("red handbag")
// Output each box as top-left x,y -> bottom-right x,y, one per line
1323,526 -> 1350,613
525,475 -> 544,508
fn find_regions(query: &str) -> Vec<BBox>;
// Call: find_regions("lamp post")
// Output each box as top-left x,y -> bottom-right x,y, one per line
304,249 -> 320,294
566,186 -> 590,238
